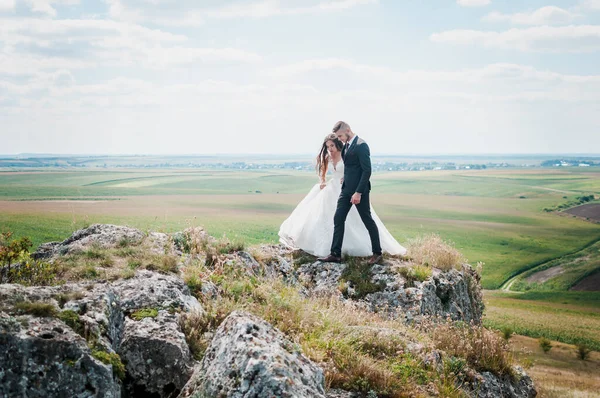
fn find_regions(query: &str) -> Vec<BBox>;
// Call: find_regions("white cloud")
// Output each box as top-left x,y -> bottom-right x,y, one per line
24,0 -> 79,17
483,6 -> 580,25
0,17 -> 261,73
582,0 -> 600,10
106,0 -> 378,25
430,25 -> 600,52
267,59 -> 600,102
0,0 -> 15,12
457,0 -> 490,7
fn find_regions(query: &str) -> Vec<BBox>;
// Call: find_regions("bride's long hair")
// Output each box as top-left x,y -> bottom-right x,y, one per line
316,133 -> 343,181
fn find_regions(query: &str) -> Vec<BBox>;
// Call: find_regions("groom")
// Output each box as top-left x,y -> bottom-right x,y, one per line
318,121 -> 383,265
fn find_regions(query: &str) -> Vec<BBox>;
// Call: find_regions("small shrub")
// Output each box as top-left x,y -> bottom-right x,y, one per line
14,301 -> 57,317
501,326 -> 513,341
539,337 -> 552,353
120,268 -> 135,279
576,344 -> 591,360
100,257 -> 115,267
118,237 -> 134,248
0,231 -> 57,286
78,265 -> 99,280
430,320 -> 513,375
92,350 -> 125,379
130,308 -> 158,321
84,247 -> 106,260
185,275 -> 203,297
340,258 -> 385,299
160,255 -> 179,273
58,310 -> 85,336
215,237 -> 246,255
177,227 -> 212,255
115,247 -> 138,258
0,232 -> 32,283
397,265 -> 432,287
444,356 -> 467,377
127,259 -> 142,269
406,234 -> 466,271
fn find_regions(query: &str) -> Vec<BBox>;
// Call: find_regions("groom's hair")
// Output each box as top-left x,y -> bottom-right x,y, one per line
332,121 -> 350,133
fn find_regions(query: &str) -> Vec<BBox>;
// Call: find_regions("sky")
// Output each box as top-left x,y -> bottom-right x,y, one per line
1,0 -> 599,155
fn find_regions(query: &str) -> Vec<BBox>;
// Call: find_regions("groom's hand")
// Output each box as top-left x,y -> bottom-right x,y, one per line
351,192 -> 362,205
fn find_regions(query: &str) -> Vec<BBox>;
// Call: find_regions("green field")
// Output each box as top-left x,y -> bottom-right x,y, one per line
509,239 -> 600,292
2,168 -> 600,290
2,165 -> 600,363
484,290 -> 600,351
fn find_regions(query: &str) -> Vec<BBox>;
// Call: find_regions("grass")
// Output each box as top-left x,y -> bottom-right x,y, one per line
483,290 -> 600,351
91,350 -> 126,380
175,253 -> 516,397
510,238 -> 600,291
57,310 -> 85,336
509,335 -> 600,398
14,301 -> 57,317
3,167 -> 600,289
130,308 -> 159,321
405,234 -> 466,271
397,265 -> 432,287
340,257 -> 386,299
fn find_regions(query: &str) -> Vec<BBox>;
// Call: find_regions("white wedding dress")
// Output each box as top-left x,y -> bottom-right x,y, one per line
278,161 -> 407,257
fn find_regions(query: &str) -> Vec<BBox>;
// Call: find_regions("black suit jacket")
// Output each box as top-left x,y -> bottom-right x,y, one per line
341,136 -> 372,195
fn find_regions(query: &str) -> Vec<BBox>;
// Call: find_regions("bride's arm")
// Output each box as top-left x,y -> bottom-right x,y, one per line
320,177 -> 327,189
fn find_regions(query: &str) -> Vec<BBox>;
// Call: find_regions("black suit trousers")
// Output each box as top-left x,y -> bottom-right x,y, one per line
330,190 -> 382,257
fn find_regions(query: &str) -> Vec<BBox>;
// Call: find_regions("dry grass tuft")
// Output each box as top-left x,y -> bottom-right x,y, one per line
178,262 -> 440,396
428,319 -> 514,376
406,234 -> 466,271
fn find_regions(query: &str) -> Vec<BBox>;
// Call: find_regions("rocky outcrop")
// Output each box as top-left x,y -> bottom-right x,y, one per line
120,311 -> 194,397
295,258 -> 484,324
179,311 -> 326,398
1,225 -> 533,398
0,312 -> 121,398
33,224 -> 146,260
472,366 -> 536,398
0,269 -> 200,398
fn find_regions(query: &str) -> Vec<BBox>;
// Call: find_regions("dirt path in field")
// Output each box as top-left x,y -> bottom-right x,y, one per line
525,265 -> 565,283
0,195 -> 296,218
565,203 -> 600,222
501,236 -> 600,292
571,272 -> 600,291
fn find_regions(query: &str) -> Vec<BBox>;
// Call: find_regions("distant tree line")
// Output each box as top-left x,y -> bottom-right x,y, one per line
541,160 -> 598,167
543,194 -> 596,212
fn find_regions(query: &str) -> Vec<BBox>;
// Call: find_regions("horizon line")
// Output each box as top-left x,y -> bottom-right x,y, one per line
2,153 -> 600,158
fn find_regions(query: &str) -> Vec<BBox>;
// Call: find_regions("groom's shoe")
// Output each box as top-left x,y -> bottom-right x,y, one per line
317,254 -> 342,263
367,254 -> 383,266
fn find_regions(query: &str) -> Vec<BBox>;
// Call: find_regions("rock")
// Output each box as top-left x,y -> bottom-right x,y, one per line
111,272 -> 201,397
0,270 -> 202,398
326,389 -> 360,397
296,261 -> 346,298
296,258 -> 483,324
0,312 -> 121,398
119,311 -> 195,398
233,251 -> 262,275
112,270 -> 201,313
179,310 -> 326,398
33,224 -> 145,259
418,265 -> 484,323
471,366 -> 537,398
146,232 -> 183,256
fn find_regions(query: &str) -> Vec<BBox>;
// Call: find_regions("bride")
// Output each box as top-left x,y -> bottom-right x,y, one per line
278,133 -> 406,258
